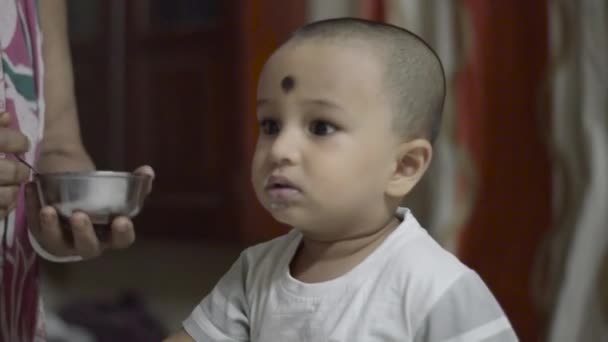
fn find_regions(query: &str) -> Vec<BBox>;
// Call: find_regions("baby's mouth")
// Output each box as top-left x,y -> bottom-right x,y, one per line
268,182 -> 296,190
265,175 -> 299,191
264,175 -> 301,203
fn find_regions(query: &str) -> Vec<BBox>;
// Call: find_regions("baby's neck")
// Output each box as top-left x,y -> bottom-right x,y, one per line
290,216 -> 400,283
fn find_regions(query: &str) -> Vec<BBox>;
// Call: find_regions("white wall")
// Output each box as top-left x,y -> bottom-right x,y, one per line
307,0 -> 357,22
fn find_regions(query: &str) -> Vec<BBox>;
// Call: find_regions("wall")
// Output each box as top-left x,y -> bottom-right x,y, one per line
307,0 -> 356,21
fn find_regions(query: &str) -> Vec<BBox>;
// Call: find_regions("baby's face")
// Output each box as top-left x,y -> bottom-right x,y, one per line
251,41 -> 400,238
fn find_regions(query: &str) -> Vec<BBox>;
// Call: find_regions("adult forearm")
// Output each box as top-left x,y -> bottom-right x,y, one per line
36,143 -> 94,174
37,0 -> 94,175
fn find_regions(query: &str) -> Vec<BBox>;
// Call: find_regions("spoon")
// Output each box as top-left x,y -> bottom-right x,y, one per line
14,154 -> 40,176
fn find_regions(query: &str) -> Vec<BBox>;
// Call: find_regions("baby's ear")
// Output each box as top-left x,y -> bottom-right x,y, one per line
386,139 -> 433,198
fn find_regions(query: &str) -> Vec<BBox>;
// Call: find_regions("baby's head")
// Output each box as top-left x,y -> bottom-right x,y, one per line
252,18 -> 445,239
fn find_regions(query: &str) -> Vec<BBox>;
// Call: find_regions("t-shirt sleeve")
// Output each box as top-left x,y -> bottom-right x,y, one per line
183,254 -> 250,342
413,270 -> 519,342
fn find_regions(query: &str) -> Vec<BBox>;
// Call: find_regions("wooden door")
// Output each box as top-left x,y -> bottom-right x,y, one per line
121,0 -> 242,240
67,0 -> 306,243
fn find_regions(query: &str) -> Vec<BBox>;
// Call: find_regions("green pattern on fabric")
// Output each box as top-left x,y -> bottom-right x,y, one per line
1,59 -> 37,102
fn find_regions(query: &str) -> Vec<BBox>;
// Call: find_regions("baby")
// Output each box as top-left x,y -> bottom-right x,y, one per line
165,18 -> 518,342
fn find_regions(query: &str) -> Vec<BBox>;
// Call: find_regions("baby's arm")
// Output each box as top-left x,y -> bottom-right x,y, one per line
175,253 -> 251,341
413,270 -> 518,342
163,329 -> 195,342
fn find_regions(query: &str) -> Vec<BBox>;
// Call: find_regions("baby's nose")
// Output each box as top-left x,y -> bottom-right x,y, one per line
269,129 -> 301,166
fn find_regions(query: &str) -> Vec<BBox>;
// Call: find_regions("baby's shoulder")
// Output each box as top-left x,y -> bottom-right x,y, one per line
387,229 -> 471,294
383,231 -> 503,330
236,229 -> 300,276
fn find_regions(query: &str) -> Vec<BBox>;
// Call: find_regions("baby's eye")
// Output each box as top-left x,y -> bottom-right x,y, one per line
309,120 -> 337,136
259,118 -> 280,135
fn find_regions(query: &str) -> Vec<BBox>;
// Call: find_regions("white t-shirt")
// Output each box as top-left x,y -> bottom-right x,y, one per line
184,208 -> 518,341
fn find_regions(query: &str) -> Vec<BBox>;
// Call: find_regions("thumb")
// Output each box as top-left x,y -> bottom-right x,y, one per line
133,165 -> 154,194
0,112 -> 11,127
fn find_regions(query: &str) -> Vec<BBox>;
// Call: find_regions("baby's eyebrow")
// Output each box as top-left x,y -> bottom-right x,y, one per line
255,98 -> 346,112
301,99 -> 345,112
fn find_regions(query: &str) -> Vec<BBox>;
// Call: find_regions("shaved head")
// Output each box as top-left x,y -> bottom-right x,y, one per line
287,18 -> 446,143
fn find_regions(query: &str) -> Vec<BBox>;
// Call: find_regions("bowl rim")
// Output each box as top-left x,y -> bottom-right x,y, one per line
34,171 -> 150,179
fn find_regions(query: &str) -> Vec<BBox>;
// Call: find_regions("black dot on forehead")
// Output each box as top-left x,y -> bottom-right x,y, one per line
281,75 -> 295,93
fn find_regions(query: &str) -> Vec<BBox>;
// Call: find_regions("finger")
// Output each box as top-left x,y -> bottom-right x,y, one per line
0,193 -> 19,218
0,159 -> 30,185
133,165 -> 154,194
70,212 -> 103,259
0,185 -> 20,211
0,112 -> 10,127
0,114 -> 11,162
109,216 -> 135,249
39,206 -> 73,256
0,127 -> 29,153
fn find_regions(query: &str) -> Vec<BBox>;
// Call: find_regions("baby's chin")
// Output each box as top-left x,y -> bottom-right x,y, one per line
264,203 -> 313,228
268,210 -> 332,238
265,203 -> 299,224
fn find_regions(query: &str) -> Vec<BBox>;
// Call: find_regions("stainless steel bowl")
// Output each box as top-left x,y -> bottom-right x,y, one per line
34,171 -> 152,225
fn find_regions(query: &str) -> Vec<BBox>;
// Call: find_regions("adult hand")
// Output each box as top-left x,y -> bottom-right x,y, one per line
0,112 -> 31,219
26,165 -> 155,259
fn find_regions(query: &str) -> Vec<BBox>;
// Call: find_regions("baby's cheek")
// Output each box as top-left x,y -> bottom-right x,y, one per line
251,152 -> 267,177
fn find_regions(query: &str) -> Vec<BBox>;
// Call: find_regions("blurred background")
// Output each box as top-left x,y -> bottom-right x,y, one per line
40,0 -> 608,341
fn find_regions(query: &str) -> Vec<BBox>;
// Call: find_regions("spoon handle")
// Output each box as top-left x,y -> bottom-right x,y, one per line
14,154 -> 40,175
